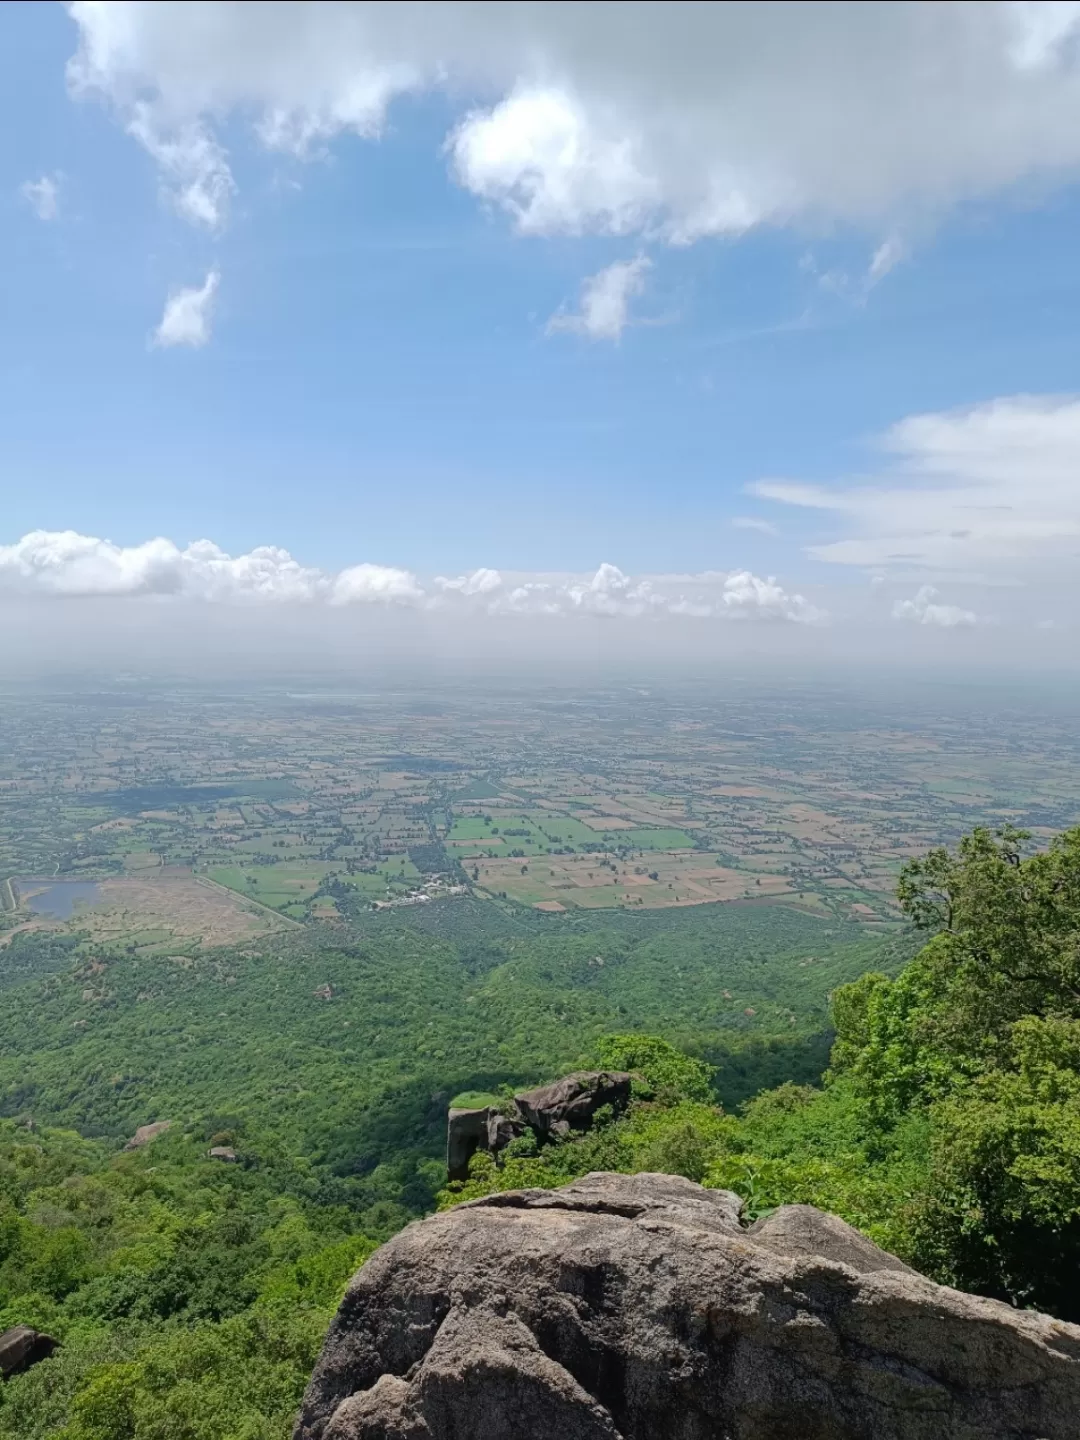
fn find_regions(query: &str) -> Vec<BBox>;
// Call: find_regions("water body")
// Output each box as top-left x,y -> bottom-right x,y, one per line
16,879 -> 102,920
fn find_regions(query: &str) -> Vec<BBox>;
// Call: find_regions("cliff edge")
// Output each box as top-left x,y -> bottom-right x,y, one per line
295,1171 -> 1080,1440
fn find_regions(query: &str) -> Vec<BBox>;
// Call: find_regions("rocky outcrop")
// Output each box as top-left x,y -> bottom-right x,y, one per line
446,1072 -> 631,1181
514,1072 -> 632,1142
294,1171 -> 1080,1440
124,1120 -> 172,1151
0,1326 -> 58,1377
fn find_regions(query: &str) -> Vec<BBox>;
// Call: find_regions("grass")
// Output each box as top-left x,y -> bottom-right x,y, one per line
453,779 -> 502,800
207,862 -> 330,910
622,828 -> 696,849
449,1090 -> 503,1110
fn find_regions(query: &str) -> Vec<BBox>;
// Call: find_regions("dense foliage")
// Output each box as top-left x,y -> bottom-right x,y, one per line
0,901 -> 894,1437
8,824 -> 1078,1435
446,826 -> 1080,1322
0,1122 -> 376,1439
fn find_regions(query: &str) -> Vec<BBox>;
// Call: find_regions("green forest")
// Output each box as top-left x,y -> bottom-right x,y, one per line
3,826 -> 1080,1436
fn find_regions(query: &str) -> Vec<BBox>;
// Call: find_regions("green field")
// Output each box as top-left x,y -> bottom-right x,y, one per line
208,862 -> 330,910
622,827 -> 696,849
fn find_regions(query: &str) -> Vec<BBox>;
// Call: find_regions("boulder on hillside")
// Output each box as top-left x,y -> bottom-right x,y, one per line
446,1072 -> 631,1181
513,1071 -> 632,1142
124,1120 -> 172,1151
0,1326 -> 58,1378
446,1106 -> 493,1183
293,1171 -> 1080,1440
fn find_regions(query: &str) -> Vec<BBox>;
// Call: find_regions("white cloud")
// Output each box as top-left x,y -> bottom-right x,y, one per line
719,570 -> 823,624
450,88 -> 664,237
331,563 -> 424,604
63,3 -> 1080,243
731,516 -> 778,536
0,530 -> 323,601
752,394 -> 1080,582
867,236 -> 907,286
0,532 -> 820,624
127,105 -> 234,228
547,256 -> 650,341
487,562 -> 823,623
20,174 -> 60,221
893,585 -> 979,628
435,568 -> 503,596
153,270 -> 220,349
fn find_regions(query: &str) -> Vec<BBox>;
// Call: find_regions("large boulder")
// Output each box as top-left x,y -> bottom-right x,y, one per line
0,1326 -> 58,1377
294,1171 -> 1080,1440
513,1072 -> 632,1142
446,1107 -> 496,1183
446,1073 -> 632,1181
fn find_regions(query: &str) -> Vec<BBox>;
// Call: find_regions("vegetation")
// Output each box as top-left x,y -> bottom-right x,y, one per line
0,1122 -> 377,1440
0,900 -> 895,1437
444,825 -> 1080,1323
5,821 -> 1080,1436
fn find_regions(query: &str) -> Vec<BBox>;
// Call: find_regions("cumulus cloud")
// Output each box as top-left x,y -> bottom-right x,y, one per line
434,568 -> 503,596
331,563 -> 424,604
0,531 -> 820,624
21,174 -> 60,220
547,256 -> 650,341
893,585 -> 979,628
752,393 -> 1080,582
153,270 -> 220,348
63,2 -> 1080,243
719,570 -> 823,623
0,531 -> 323,601
484,562 -> 823,623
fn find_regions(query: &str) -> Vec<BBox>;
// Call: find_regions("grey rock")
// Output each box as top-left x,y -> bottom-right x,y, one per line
445,1106 -> 495,1183
748,1203 -> 918,1276
294,1171 -> 1080,1440
0,1325 -> 58,1377
447,1072 -> 629,1182
514,1072 -> 631,1142
487,1110 -> 526,1153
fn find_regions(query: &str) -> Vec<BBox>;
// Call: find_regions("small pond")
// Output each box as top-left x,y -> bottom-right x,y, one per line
15,879 -> 102,920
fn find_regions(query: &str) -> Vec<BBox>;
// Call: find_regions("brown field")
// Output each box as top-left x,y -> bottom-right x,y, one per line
76,873 -> 289,947
475,850 -> 796,911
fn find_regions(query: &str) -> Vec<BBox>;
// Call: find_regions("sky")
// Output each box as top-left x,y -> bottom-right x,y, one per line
4,1 -> 1080,671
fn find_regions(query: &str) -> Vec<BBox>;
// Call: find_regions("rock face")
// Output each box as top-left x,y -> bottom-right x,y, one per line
514,1072 -> 632,1143
446,1072 -> 631,1181
0,1325 -> 58,1377
294,1171 -> 1080,1440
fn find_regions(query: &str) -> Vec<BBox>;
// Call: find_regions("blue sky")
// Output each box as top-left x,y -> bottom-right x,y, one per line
3,2 -> 1080,650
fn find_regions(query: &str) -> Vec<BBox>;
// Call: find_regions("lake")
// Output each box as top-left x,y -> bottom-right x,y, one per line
16,879 -> 102,919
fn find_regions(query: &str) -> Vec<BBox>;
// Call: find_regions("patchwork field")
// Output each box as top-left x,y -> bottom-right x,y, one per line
471,850 -> 799,910
2,674 -> 1079,938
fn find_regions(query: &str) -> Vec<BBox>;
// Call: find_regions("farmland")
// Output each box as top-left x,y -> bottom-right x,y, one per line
2,672 -> 1080,944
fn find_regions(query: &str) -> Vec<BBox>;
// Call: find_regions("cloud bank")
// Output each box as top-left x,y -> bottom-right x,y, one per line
66,2 -> 1080,246
0,530 -> 820,623
753,393 -> 1080,583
